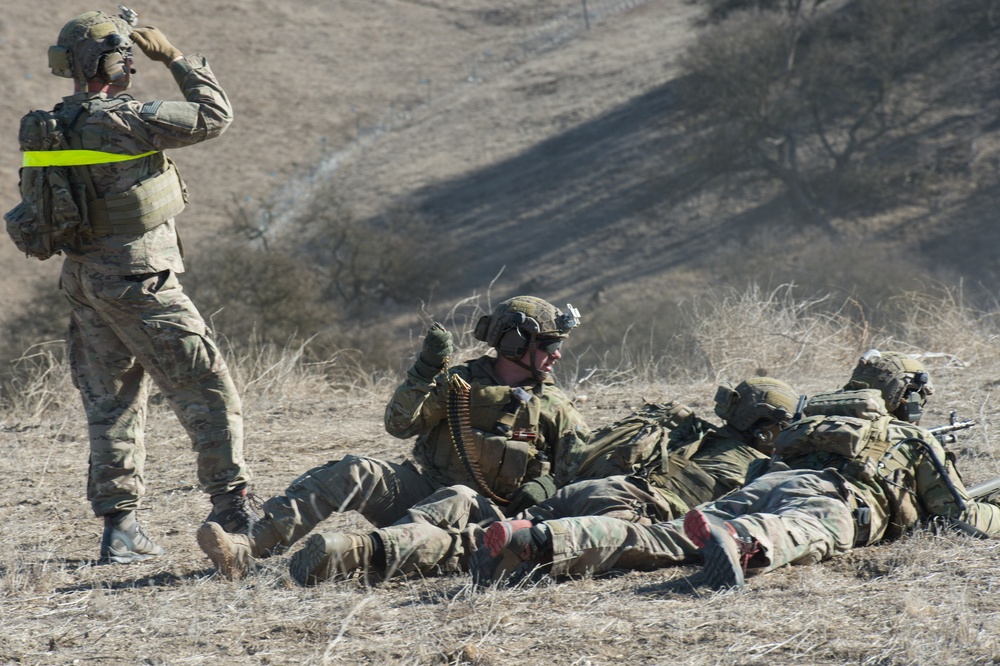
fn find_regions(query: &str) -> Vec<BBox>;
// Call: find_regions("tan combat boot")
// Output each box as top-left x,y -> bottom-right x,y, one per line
101,511 -> 165,564
288,532 -> 376,587
196,517 -> 282,580
205,485 -> 261,534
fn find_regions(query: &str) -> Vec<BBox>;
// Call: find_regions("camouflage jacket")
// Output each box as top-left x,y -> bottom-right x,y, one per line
55,54 -> 233,274
384,354 -> 592,498
648,425 -> 768,517
778,418 -> 1000,542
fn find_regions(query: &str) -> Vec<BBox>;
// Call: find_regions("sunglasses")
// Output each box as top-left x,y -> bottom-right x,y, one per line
536,337 -> 563,354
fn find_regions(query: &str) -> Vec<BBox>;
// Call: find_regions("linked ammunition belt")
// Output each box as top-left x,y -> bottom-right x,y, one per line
447,372 -> 510,505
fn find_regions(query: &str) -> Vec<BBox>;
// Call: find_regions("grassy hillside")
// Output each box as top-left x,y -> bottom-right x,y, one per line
4,1 -> 997,346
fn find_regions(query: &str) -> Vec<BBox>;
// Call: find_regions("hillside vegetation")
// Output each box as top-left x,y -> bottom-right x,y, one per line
2,0 -> 999,379
1,3 -> 1000,661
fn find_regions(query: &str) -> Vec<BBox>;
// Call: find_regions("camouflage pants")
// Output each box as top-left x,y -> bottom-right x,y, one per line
61,260 -> 248,516
348,476 -> 669,575
525,475 -> 677,524
375,484 -> 506,576
358,476 -> 673,578
541,469 -> 856,577
262,455 -> 443,547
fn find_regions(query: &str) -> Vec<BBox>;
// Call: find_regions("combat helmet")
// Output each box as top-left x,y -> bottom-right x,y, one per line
844,349 -> 933,422
473,296 -> 580,360
715,377 -> 799,448
48,10 -> 134,86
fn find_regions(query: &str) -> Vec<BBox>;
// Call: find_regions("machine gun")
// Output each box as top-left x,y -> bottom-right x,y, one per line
927,411 -> 977,445
926,412 -> 998,501
968,477 -> 1000,501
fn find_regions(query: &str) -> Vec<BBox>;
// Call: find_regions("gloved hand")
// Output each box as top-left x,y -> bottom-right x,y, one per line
411,322 -> 453,381
505,475 -> 557,516
131,26 -> 184,65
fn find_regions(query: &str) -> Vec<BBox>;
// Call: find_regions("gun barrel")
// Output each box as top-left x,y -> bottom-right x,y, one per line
928,419 -> 977,435
968,477 -> 1000,500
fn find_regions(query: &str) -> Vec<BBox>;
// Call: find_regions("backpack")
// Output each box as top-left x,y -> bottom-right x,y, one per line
803,388 -> 889,421
4,108 -> 90,260
573,401 -> 715,480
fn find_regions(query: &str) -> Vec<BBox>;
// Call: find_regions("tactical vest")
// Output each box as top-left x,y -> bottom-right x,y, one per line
774,389 -> 928,542
647,425 -> 766,510
72,98 -> 187,237
418,381 -> 546,499
5,98 -> 186,260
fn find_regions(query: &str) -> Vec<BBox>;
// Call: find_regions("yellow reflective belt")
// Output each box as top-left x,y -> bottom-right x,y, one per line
22,149 -> 158,168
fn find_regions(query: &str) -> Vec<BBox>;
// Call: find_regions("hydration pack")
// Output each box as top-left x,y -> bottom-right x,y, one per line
4,109 -> 89,260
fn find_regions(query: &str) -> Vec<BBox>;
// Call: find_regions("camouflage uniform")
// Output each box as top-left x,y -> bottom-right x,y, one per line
331,375 -> 796,578
362,424 -> 764,576
502,419 -> 1000,579
526,425 -> 768,524
55,53 -> 246,515
257,354 -> 591,549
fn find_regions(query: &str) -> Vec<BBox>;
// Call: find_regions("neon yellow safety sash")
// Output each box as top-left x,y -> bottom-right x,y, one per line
22,149 -> 158,168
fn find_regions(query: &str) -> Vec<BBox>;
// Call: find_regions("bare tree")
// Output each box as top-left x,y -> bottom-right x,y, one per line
679,0 -> 950,229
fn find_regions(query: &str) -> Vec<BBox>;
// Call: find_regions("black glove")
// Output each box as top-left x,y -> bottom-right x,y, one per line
505,475 -> 557,516
411,322 -> 453,381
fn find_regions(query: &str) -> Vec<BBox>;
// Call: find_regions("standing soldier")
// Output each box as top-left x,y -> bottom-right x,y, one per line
17,9 -> 255,563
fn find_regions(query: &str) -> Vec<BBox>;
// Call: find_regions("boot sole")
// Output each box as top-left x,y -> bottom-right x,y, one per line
701,528 -> 745,590
683,509 -> 714,549
289,533 -> 332,587
197,522 -> 240,580
684,510 -> 744,590
100,552 -> 159,565
483,520 -> 534,558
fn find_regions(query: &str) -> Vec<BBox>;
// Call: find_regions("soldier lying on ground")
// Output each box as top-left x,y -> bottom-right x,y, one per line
474,350 -> 1000,589
285,376 -> 799,585
197,296 -> 592,579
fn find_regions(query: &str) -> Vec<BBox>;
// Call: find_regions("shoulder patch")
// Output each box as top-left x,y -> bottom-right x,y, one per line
140,100 -> 163,117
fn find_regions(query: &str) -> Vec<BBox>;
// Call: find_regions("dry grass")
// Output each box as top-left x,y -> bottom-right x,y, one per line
2,287 -> 999,665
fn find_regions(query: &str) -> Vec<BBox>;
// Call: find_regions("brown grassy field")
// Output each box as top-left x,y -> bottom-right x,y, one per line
2,1 -> 1000,663
2,288 -> 999,665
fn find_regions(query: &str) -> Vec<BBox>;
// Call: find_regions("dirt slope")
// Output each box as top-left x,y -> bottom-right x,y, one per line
2,1 -> 998,320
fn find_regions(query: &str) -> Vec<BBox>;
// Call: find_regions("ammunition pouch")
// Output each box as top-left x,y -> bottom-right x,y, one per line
648,456 -> 720,509
88,158 -> 187,236
467,430 -> 539,498
878,467 -> 921,540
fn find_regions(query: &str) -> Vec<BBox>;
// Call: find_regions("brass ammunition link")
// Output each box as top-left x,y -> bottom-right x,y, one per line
447,366 -> 510,505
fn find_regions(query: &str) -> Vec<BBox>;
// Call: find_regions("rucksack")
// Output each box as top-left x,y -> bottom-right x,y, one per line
573,401 -> 715,480
774,389 -> 894,484
803,388 -> 889,421
4,108 -> 90,260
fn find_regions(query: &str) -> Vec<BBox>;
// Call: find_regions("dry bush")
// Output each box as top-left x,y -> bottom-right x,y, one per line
683,283 -> 861,388
678,0 -> 979,224
186,187 -> 458,370
0,342 -> 77,421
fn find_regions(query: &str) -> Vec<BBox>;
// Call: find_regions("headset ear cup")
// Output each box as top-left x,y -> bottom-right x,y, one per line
98,52 -> 128,84
497,328 -> 527,359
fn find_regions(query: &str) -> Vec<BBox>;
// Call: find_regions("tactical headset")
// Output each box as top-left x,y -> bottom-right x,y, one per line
474,310 -> 538,359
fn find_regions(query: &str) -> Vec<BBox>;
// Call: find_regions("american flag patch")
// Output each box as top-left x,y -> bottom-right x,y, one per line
140,100 -> 163,116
